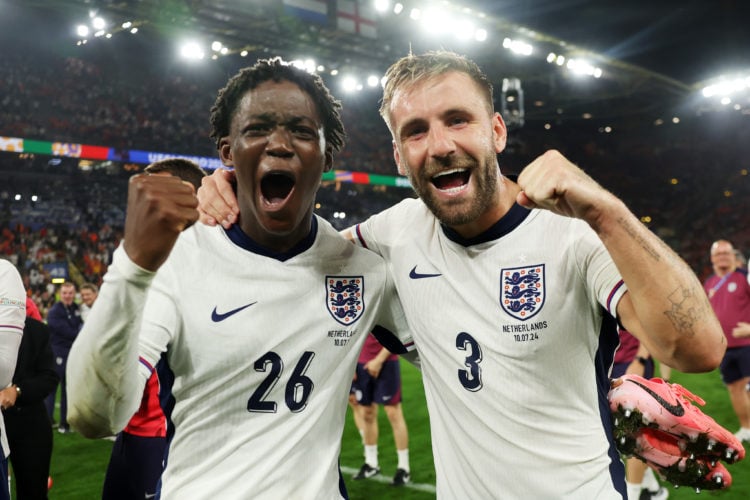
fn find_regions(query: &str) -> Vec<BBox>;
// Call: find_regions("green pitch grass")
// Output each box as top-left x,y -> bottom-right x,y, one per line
37,363 -> 749,499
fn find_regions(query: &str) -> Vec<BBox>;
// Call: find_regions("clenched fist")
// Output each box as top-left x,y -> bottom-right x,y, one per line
123,174 -> 199,271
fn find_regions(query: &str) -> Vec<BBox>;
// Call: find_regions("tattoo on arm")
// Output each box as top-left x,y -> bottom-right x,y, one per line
617,217 -> 661,261
663,286 -> 704,337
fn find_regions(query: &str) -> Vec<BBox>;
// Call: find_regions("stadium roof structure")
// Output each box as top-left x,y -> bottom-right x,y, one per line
15,0 -> 750,128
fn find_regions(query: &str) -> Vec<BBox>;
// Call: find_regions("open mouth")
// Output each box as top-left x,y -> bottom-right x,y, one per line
261,171 -> 295,205
431,168 -> 470,192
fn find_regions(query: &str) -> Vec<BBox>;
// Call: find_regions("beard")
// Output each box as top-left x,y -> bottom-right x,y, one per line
406,150 -> 500,227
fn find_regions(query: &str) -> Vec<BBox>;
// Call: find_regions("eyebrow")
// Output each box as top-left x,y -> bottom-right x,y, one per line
397,107 -> 473,137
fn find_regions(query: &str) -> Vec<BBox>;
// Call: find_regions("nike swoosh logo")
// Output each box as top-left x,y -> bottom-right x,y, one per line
630,379 -> 685,416
409,266 -> 442,279
211,302 -> 257,322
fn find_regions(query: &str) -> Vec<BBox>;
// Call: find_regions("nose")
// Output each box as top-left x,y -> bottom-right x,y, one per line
266,127 -> 294,157
426,125 -> 455,160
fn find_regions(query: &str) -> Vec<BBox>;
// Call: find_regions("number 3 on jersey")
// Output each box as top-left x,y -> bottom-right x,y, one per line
247,351 -> 316,413
456,332 -> 483,392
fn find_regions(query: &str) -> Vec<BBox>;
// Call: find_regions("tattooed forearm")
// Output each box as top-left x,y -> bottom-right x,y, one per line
617,216 -> 661,261
663,285 -> 710,337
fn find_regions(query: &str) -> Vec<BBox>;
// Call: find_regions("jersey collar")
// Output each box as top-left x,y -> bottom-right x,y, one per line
441,202 -> 530,247
224,216 -> 318,261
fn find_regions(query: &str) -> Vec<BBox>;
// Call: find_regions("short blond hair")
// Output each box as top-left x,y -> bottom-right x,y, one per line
379,50 -> 494,133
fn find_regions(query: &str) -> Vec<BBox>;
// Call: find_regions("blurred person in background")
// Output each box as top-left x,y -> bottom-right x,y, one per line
45,281 -> 82,433
79,282 -> 98,322
1,297 -> 58,500
704,240 -> 750,442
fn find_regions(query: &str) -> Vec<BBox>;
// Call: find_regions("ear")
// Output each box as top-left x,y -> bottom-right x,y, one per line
324,148 -> 334,172
218,137 -> 233,167
492,112 -> 507,154
393,141 -> 407,176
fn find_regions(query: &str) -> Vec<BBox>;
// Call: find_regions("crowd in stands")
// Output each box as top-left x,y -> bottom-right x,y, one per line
2,40 -> 750,313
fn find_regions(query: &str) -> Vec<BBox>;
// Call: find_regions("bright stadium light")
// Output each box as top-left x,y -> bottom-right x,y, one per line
341,76 -> 359,93
180,41 -> 205,60
702,75 -> 750,98
367,75 -> 380,87
92,17 -> 106,30
475,28 -> 487,42
211,41 -> 223,52
76,25 -> 90,37
454,20 -> 471,39
374,0 -> 390,12
393,3 -> 404,15
503,38 -> 533,56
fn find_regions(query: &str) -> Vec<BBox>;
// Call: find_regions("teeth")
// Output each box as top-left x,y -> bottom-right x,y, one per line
432,168 -> 468,179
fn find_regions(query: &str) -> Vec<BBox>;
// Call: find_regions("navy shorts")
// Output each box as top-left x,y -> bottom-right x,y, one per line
102,432 -> 167,500
352,360 -> 402,406
720,345 -> 750,384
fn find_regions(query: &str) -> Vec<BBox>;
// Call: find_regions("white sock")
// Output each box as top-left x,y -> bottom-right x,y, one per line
626,481 -> 642,500
397,448 -> 410,472
364,445 -> 378,468
642,467 -> 660,492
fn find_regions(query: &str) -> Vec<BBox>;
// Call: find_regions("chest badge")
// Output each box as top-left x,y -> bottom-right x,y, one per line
327,276 -> 365,325
500,264 -> 545,321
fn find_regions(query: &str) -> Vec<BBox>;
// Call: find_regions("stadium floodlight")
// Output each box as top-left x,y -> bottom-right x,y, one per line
211,41 -> 223,52
122,21 -> 132,29
547,52 -> 556,63
393,3 -> 404,15
421,7 -> 451,35
14,194 -> 21,201
130,28 -> 138,34
503,38 -> 533,56
367,75 -> 380,87
92,17 -> 106,30
410,8 -> 421,20
566,59 -> 600,78
475,28 -> 487,42
77,25 -> 90,37
721,97 -> 732,105
702,76 -> 749,98
220,47 -> 229,55
290,59 -> 317,74
341,76 -> 359,92
94,30 -> 106,37
240,50 -> 249,57
374,0 -> 390,12
180,41 -> 205,60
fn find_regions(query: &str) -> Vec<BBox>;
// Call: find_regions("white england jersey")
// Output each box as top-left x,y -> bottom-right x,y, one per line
68,216 -> 413,499
0,259 -> 25,458
354,198 -> 628,499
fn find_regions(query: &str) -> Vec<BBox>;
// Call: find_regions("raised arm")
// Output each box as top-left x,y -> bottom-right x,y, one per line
67,174 -> 198,438
517,150 -> 724,372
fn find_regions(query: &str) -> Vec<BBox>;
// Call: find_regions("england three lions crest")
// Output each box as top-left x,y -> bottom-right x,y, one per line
327,276 -> 364,325
501,264 -> 545,320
